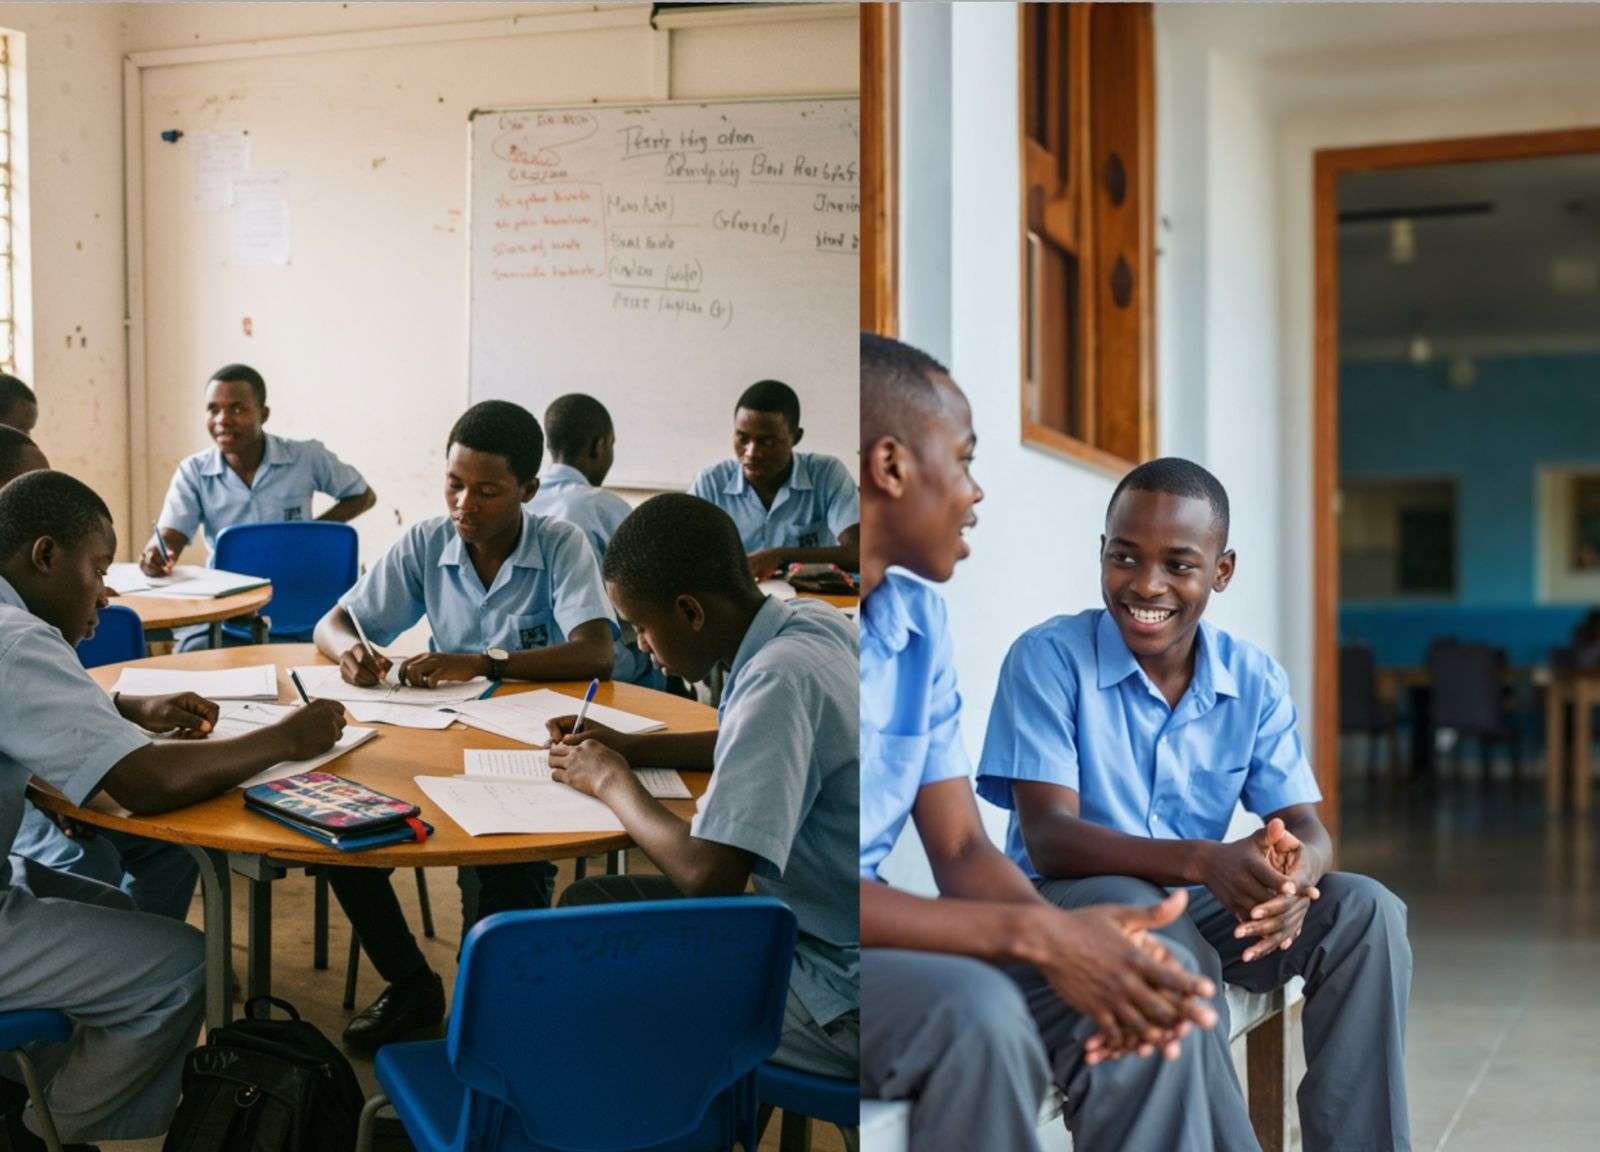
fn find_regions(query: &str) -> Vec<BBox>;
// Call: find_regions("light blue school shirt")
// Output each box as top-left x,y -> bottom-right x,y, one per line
689,453 -> 859,554
859,571 -> 972,882
975,609 -> 1323,879
692,596 -> 860,1026
343,508 -> 617,655
156,432 -> 369,554
0,577 -> 149,890
528,464 -> 661,689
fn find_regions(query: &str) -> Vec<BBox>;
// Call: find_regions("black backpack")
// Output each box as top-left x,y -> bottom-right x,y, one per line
162,996 -> 365,1152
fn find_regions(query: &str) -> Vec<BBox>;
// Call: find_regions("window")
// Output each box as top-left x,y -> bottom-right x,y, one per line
1339,479 -> 1458,600
0,34 -> 14,372
1019,3 -> 1153,471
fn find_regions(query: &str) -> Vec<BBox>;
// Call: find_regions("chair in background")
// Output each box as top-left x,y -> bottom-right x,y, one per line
1338,644 -> 1401,777
75,604 -> 146,668
0,1009 -> 73,1152
1427,641 -> 1522,782
355,898 -> 798,1152
756,1063 -> 859,1152
213,521 -> 359,643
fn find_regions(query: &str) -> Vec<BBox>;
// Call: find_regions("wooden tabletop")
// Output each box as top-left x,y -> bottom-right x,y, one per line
115,584 -> 275,630
28,644 -> 715,868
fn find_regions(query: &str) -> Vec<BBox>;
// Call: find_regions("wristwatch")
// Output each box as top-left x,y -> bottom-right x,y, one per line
484,647 -> 509,680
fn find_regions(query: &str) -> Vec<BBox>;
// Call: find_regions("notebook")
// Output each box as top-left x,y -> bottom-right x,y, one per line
243,771 -> 431,851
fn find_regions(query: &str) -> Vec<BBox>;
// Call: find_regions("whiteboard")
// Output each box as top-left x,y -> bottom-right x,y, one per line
468,97 -> 859,490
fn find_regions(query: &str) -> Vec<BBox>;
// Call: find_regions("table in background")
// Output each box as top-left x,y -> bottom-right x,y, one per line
1545,666 -> 1600,815
29,644 -> 715,1028
115,583 -> 275,648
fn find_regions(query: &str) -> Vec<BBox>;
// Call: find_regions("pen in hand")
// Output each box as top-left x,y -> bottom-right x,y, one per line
289,669 -> 311,705
572,678 -> 599,737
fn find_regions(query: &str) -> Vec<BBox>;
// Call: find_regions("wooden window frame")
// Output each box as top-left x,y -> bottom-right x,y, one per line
861,3 -> 898,337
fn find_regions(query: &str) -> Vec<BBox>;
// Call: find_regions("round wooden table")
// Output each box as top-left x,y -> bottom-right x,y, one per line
29,644 -> 715,1027
116,584 -> 275,647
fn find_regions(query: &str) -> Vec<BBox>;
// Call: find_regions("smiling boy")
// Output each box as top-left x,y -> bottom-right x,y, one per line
975,458 -> 1412,1152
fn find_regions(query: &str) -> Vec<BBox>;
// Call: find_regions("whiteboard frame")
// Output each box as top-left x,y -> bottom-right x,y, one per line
463,93 -> 860,493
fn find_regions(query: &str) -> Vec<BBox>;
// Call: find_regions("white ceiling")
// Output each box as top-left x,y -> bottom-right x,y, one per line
1338,153 -> 1600,356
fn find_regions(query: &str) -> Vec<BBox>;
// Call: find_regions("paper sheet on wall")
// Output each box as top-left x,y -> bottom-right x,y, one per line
462,749 -> 689,799
415,775 -> 624,835
232,172 -> 290,266
192,130 -> 251,211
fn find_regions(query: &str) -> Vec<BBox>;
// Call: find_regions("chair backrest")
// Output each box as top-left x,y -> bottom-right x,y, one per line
448,898 -> 797,1152
1426,641 -> 1505,734
1338,645 -> 1382,731
213,522 -> 359,639
76,604 -> 146,668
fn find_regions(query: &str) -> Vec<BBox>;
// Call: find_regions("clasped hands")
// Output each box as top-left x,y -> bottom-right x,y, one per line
1199,816 -> 1322,964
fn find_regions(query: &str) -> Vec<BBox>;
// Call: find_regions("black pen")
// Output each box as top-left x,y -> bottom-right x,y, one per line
289,670 -> 311,705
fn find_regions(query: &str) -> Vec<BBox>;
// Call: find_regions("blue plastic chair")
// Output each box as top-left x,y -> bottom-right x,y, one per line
755,1064 -> 859,1150
355,898 -> 798,1152
0,1009 -> 73,1152
75,604 -> 146,668
213,522 -> 359,643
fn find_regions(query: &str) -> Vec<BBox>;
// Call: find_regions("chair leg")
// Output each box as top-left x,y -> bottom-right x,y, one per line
1368,731 -> 1379,778
11,1050 -> 66,1152
313,871 -> 329,970
756,1102 -> 776,1142
355,1093 -> 390,1152
838,1125 -> 860,1152
778,1111 -> 813,1152
574,856 -> 588,881
344,932 -> 361,1011
414,868 -> 435,939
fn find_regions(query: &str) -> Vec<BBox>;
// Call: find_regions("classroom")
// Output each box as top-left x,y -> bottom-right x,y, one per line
0,4 -> 859,1152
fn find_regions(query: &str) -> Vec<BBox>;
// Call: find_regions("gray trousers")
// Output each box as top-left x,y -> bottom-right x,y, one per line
0,857 -> 206,1142
14,807 -> 200,921
1039,872 -> 1413,1152
559,874 -> 859,1078
860,939 -> 1259,1152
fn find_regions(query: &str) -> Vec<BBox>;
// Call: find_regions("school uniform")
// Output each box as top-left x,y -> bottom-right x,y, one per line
563,595 -> 859,1076
328,509 -> 619,986
529,463 -> 663,689
156,432 -> 369,650
860,573 -> 1257,1152
0,576 -> 205,1144
977,609 -> 1412,1152
688,453 -> 858,554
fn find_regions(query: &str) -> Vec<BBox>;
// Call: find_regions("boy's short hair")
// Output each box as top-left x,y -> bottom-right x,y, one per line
0,374 -> 36,420
735,379 -> 801,434
0,471 -> 113,559
209,364 -> 268,408
603,493 -> 756,604
448,400 -> 544,484
544,394 -> 614,461
1107,457 -> 1231,546
860,331 -> 952,448
0,426 -> 39,482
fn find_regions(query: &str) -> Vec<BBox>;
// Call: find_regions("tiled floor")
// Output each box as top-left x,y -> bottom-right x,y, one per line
1339,765 -> 1600,1151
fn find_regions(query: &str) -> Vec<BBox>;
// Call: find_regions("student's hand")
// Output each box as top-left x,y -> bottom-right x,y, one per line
746,549 -> 786,580
273,699 -> 348,759
35,803 -> 96,841
139,542 -> 177,577
125,692 -> 219,737
1196,821 -> 1299,926
338,644 -> 392,687
1235,819 -> 1322,962
396,652 -> 485,688
549,739 -> 632,801
545,715 -> 635,757
1031,890 -> 1217,1061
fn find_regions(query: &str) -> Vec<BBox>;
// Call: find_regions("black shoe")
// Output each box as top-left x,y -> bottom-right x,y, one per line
342,970 -> 445,1052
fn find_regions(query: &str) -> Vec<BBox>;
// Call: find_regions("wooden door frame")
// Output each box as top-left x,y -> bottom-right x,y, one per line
1313,124 -> 1600,843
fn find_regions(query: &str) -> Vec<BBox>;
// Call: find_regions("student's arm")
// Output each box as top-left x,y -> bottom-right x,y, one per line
546,716 -> 718,770
112,691 -> 219,737
99,700 -> 347,814
311,443 -> 377,524
317,488 -> 376,523
746,525 -> 860,580
139,527 -> 190,577
396,618 -> 614,686
141,463 -> 202,575
316,605 -> 392,685
549,739 -> 753,896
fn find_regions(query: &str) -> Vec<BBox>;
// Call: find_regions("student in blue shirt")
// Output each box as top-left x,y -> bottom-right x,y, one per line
976,457 -> 1412,1152
858,334 -> 1253,1152
689,379 -> 859,578
0,469 -> 345,1151
529,393 -> 663,689
0,374 -> 37,434
543,493 -> 859,1075
141,364 -> 376,647
313,400 -> 617,1052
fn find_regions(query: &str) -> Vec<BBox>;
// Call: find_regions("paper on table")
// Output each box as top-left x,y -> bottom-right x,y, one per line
346,702 -> 457,730
111,663 -> 279,701
415,775 -> 623,835
160,702 -> 378,788
758,578 -> 797,601
136,568 -> 270,600
462,749 -> 689,799
105,563 -> 155,595
448,689 -> 666,746
290,665 -> 491,707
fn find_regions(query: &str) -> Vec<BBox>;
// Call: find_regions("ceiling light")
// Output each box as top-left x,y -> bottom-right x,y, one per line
1389,218 -> 1416,265
1407,334 -> 1433,365
1551,257 -> 1598,295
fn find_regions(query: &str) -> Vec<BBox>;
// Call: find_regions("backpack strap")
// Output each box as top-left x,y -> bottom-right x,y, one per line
242,996 -> 302,1022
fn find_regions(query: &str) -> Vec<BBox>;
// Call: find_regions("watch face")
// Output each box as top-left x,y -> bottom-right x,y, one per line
487,647 -> 509,661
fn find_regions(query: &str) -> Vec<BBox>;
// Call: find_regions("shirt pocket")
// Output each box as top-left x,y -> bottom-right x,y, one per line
280,501 -> 307,522
1186,760 -> 1250,814
790,518 -> 830,549
860,729 -> 935,862
510,610 -> 558,651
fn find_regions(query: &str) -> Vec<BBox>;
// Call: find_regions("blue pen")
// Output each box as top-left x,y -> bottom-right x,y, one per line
573,678 -> 599,735
152,524 -> 172,568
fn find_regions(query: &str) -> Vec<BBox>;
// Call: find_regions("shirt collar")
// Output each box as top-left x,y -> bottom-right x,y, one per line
199,433 -> 285,478
438,508 -> 547,573
722,453 -> 814,497
861,571 -> 921,657
1093,610 -> 1238,702
540,463 -> 590,489
726,596 -> 793,687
